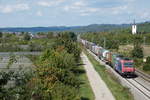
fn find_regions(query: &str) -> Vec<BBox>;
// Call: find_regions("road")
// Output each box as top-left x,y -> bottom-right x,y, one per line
81,52 -> 115,100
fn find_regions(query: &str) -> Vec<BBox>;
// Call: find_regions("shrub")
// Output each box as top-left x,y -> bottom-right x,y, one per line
134,58 -> 143,68
23,33 -> 31,41
146,56 -> 150,63
143,56 -> 150,71
131,47 -> 143,58
143,63 -> 150,71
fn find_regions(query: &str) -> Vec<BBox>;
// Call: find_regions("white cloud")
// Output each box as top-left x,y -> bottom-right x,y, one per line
73,1 -> 86,7
111,5 -> 128,15
63,1 -> 100,16
38,0 -> 66,7
80,13 -> 90,16
37,1 -> 51,7
123,0 -> 135,2
37,11 -> 43,16
136,11 -> 150,19
0,4 -> 30,14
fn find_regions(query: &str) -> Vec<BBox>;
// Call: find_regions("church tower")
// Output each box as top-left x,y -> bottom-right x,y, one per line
132,20 -> 137,34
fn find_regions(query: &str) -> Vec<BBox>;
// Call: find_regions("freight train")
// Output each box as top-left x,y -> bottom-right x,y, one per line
80,39 -> 135,76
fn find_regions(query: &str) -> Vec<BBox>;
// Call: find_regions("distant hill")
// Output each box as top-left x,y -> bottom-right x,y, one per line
0,26 -> 80,33
70,24 -> 130,32
0,24 -> 130,33
1,22 -> 150,33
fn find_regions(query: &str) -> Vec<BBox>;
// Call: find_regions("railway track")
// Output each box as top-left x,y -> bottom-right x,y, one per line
125,78 -> 150,99
87,49 -> 150,100
135,69 -> 150,82
133,78 -> 150,92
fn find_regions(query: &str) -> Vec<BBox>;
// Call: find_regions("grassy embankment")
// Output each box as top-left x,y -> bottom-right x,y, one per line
83,48 -> 134,100
78,60 -> 95,100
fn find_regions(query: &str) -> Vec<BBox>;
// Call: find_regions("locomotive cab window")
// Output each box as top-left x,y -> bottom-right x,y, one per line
124,62 -> 133,67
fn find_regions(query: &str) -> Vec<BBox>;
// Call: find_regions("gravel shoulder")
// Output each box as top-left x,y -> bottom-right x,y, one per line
81,52 -> 115,100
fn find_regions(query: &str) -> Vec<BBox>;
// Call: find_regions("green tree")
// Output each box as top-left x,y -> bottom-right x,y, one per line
132,36 -> 143,58
0,69 -> 33,100
69,32 -> 77,41
32,48 -> 80,100
0,32 -> 3,38
132,47 -> 143,58
143,56 -> 150,71
55,32 -> 81,61
24,33 -> 31,41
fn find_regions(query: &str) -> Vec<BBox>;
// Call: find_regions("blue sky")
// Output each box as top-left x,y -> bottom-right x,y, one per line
0,0 -> 149,27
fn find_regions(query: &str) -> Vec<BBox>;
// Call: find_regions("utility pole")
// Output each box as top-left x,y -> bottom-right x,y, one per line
144,36 -> 146,46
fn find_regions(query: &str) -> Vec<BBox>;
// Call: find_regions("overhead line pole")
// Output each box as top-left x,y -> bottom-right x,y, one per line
144,37 -> 146,46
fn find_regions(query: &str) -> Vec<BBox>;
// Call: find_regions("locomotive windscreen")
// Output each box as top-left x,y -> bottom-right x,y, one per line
124,62 -> 133,67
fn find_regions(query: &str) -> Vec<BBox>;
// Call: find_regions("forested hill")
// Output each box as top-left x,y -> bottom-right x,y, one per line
70,24 -> 130,32
1,22 -> 150,33
0,24 -> 130,33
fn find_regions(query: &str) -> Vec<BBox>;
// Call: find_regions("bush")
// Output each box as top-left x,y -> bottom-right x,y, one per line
23,33 -> 31,41
134,58 -> 143,68
131,47 -> 143,58
146,56 -> 150,63
54,32 -> 81,62
0,32 -> 3,38
143,56 -> 150,71
143,64 -> 150,71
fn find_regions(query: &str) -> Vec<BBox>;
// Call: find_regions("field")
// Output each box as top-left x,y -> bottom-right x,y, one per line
0,53 -> 33,72
119,44 -> 150,57
143,45 -> 150,57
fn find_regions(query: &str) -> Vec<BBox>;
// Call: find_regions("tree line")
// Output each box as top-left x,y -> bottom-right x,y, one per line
0,32 -> 83,100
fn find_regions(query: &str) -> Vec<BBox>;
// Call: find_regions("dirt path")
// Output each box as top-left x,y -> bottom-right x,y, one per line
81,52 -> 115,100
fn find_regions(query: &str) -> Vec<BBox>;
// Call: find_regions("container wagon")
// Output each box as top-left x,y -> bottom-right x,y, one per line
89,42 -> 95,51
95,46 -> 102,56
91,45 -> 96,53
111,54 -> 124,68
101,49 -> 109,63
105,52 -> 112,65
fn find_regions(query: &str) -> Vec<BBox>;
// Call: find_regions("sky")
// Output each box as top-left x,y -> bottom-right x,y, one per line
0,0 -> 149,27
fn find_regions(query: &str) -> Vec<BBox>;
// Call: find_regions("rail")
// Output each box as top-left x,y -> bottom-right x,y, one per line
135,69 -> 150,83
125,78 -> 150,99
